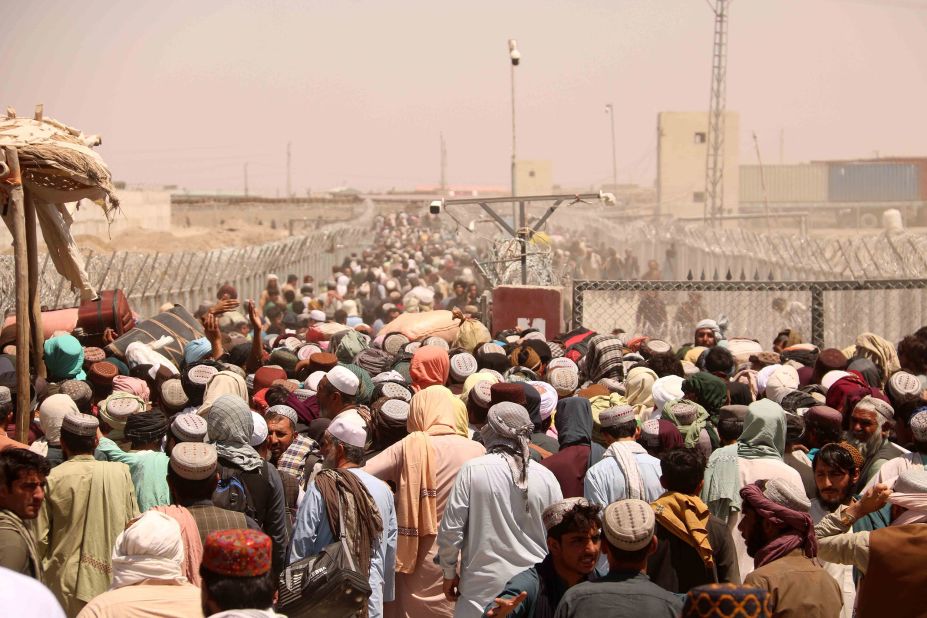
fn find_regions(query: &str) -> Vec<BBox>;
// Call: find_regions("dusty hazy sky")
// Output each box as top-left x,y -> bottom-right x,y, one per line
4,0 -> 926,194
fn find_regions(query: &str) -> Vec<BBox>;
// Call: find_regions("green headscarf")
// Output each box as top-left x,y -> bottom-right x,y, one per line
662,398 -> 710,448
736,398 -> 787,460
700,398 -> 787,518
44,335 -> 86,381
682,372 -> 728,417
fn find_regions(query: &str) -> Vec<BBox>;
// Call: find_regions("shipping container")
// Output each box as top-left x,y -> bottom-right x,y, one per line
827,162 -> 920,203
858,158 -> 927,201
739,164 -> 829,203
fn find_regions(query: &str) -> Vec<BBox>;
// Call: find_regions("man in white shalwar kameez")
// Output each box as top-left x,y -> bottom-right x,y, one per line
436,402 -> 562,618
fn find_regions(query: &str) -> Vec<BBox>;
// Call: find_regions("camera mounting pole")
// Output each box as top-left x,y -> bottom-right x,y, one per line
431,191 -> 614,285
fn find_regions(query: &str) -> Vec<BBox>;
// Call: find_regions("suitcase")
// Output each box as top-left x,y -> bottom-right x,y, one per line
76,290 -> 135,347
106,304 -> 204,368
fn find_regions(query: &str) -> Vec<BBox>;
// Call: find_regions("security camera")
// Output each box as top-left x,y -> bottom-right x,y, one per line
599,191 -> 616,206
429,200 -> 442,215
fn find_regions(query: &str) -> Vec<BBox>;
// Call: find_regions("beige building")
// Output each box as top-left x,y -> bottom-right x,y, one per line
657,111 -> 739,219
514,160 -> 553,196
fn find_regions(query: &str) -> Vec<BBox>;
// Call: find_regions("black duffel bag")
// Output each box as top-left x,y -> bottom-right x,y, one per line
277,496 -> 372,618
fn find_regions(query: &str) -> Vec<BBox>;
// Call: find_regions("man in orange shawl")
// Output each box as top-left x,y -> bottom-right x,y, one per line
365,386 -> 485,617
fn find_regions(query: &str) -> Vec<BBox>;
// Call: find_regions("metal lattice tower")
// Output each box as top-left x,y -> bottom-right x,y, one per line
704,0 -> 729,221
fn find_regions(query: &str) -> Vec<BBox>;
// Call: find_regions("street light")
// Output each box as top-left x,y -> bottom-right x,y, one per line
508,39 -> 520,226
605,103 -> 617,191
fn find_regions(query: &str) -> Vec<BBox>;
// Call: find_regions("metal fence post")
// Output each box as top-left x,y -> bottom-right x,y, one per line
810,284 -> 824,349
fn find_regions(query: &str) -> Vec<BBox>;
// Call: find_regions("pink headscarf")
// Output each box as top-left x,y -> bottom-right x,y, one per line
113,375 -> 151,403
739,482 -> 817,568
409,347 -> 449,392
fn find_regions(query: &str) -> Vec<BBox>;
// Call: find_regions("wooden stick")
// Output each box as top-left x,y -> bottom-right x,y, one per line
24,191 -> 46,379
3,147 -> 31,443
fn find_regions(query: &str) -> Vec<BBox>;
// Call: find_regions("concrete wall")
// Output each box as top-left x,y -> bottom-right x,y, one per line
0,188 -> 171,245
657,111 -> 739,219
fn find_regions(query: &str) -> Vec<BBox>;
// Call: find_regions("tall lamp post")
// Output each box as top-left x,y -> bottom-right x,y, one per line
508,39 -> 520,227
605,103 -> 617,191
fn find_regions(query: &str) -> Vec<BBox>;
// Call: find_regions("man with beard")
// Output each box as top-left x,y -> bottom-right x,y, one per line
482,498 -> 601,618
738,479 -> 841,617
846,396 -> 903,491
814,469 -> 927,617
288,413 -> 397,618
867,409 -> 927,489
265,404 -> 318,485
810,442 -> 889,618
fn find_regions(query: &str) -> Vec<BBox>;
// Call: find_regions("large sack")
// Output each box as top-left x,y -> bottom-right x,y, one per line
378,310 -> 462,344
106,304 -> 204,368
2,308 -> 79,344
453,318 -> 491,353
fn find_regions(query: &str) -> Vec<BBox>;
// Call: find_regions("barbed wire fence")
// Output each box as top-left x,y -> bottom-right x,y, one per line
0,226 -> 371,319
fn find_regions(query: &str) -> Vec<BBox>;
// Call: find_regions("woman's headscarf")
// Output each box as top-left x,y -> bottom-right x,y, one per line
44,335 -> 85,381
29,394 -> 78,455
206,394 -> 263,471
625,366 -> 657,418
701,398 -> 788,518
394,386 -> 462,573
409,347 -> 449,392
198,371 -> 248,417
682,372 -> 727,417
110,511 -> 186,589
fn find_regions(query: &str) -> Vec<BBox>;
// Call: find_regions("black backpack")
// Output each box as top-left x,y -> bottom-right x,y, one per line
213,462 -> 262,521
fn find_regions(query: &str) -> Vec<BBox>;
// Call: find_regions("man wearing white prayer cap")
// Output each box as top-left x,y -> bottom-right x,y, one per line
289,409 -> 397,618
317,366 -> 360,419
555,499 -> 682,617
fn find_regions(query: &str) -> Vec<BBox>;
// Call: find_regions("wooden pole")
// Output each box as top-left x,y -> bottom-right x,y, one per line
3,147 -> 31,443
24,192 -> 46,378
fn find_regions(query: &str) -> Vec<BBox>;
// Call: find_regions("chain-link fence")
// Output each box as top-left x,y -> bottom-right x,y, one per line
0,226 -> 371,319
572,279 -> 927,350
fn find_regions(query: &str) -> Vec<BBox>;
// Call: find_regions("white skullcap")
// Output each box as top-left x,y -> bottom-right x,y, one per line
756,364 -> 782,396
854,395 -> 894,422
250,411 -> 268,446
306,371 -> 327,392
326,366 -> 359,396
267,405 -> 298,426
547,357 -> 579,374
651,375 -> 684,414
909,410 -> 927,443
309,309 -> 326,322
328,412 -> 367,448
821,370 -> 852,392
170,442 -> 218,480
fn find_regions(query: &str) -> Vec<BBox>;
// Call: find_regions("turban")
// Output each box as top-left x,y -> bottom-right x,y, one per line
695,319 -> 724,342
124,411 -> 169,444
481,402 -> 533,493
739,479 -> 815,568
111,511 -> 185,589
651,375 -> 685,416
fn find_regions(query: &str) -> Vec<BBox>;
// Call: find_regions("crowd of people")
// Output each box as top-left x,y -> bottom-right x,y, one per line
1,213 -> 926,618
